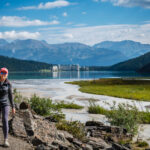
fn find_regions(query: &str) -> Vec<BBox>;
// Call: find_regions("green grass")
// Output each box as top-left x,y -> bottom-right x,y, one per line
139,111 -> 150,124
66,78 -> 150,101
56,101 -> 84,109
88,101 -> 109,115
56,120 -> 85,141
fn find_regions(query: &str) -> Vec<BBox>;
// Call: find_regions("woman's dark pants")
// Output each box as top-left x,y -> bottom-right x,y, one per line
0,106 -> 10,139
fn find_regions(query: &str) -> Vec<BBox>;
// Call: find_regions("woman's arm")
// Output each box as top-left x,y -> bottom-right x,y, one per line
8,82 -> 16,115
8,83 -> 15,109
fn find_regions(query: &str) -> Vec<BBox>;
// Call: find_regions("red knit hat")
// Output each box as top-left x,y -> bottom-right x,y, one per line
0,67 -> 8,74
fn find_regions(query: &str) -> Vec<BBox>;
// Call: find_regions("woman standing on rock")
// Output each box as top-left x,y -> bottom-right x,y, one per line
0,67 -> 15,147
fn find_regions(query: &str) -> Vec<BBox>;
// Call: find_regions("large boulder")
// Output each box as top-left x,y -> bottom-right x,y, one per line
32,119 -> 57,146
9,115 -> 28,138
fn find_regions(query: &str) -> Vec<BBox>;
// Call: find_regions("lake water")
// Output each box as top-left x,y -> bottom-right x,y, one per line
9,71 -> 150,143
8,71 -> 150,80
11,72 -> 150,123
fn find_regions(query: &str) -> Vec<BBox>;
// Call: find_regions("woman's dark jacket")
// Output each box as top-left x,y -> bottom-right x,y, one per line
0,79 -> 15,108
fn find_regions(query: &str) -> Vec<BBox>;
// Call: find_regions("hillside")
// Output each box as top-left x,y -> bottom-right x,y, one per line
109,51 -> 150,71
138,63 -> 150,73
0,55 -> 52,72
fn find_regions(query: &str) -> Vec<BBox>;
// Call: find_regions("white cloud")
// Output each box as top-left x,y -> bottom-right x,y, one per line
0,31 -> 40,40
51,15 -> 58,19
144,20 -> 150,24
62,12 -> 67,17
101,0 -> 150,8
18,0 -> 71,10
66,22 -> 73,25
63,33 -> 73,39
5,3 -> 10,6
39,23 -> 150,45
82,12 -> 87,15
93,0 -> 100,2
0,16 -> 59,27
74,24 -> 87,27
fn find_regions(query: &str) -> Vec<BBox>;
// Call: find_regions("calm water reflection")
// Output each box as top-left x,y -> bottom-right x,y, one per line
8,71 -> 150,80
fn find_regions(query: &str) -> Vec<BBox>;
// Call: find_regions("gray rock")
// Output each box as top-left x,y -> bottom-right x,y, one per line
22,110 -> 35,136
52,140 -> 73,150
81,143 -> 93,150
87,137 -> 111,149
32,136 -> 45,146
9,116 -> 27,138
33,114 -> 45,120
57,130 -> 73,142
72,138 -> 83,147
36,144 -> 58,150
112,143 -> 131,150
33,119 -> 57,145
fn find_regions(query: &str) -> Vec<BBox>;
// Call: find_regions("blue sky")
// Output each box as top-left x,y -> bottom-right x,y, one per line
0,0 -> 150,45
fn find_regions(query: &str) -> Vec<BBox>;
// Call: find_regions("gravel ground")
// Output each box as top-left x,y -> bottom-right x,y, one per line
0,116 -> 34,150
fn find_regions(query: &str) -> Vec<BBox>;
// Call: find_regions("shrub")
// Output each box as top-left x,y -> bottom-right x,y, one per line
29,94 -> 61,116
56,120 -> 86,140
13,88 -> 28,103
106,102 -> 141,135
137,141 -> 149,147
46,113 -> 65,122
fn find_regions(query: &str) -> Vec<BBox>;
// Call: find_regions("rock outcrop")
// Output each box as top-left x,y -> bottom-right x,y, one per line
85,121 -> 132,142
8,102 -> 133,150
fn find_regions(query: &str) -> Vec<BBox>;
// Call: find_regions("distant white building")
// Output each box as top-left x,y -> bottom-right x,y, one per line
58,65 -> 71,71
52,64 -> 80,71
71,64 -> 80,71
84,66 -> 89,71
52,65 -> 58,72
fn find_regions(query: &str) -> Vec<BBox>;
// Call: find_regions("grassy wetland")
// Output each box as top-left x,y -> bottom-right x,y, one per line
66,78 -> 150,101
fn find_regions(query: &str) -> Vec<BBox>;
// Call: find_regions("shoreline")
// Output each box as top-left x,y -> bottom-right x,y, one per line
12,78 -> 150,112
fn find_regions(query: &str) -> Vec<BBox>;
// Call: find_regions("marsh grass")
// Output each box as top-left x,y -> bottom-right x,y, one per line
66,78 -> 150,101
88,100 -> 109,115
139,111 -> 150,124
56,101 -> 84,109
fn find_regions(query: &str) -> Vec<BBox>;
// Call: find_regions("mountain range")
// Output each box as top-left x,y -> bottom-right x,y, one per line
1,39 -> 150,66
94,40 -> 150,59
1,48 -> 150,72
